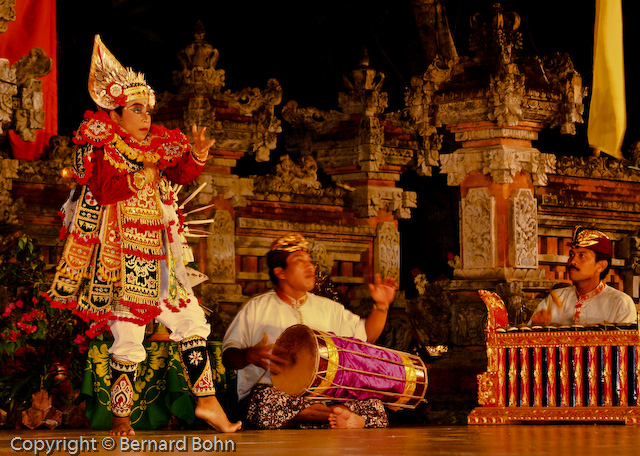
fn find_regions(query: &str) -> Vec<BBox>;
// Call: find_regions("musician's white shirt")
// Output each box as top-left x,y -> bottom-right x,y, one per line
532,284 -> 637,325
222,290 -> 367,400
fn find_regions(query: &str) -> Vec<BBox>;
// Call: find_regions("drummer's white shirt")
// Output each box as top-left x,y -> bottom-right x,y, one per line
531,284 -> 637,325
222,290 -> 367,400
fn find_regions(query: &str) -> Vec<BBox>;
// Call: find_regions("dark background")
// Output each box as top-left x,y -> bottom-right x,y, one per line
57,0 -> 640,155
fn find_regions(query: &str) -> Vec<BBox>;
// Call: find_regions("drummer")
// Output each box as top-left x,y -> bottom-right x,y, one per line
222,232 -> 398,429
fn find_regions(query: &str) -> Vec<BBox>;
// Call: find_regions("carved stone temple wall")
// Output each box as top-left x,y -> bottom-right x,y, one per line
3,4 -> 640,425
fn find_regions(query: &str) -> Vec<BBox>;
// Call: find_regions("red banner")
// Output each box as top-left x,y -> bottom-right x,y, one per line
0,0 -> 57,160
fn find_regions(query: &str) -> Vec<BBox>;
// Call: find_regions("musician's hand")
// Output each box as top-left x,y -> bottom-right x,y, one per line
368,274 -> 398,311
245,333 -> 289,374
192,124 -> 215,162
530,309 -> 552,325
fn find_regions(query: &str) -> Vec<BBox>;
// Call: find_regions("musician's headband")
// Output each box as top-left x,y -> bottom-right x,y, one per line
568,226 -> 612,256
270,233 -> 309,253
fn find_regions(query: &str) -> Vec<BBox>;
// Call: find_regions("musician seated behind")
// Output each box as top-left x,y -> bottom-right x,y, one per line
222,232 -> 397,430
530,226 -> 637,326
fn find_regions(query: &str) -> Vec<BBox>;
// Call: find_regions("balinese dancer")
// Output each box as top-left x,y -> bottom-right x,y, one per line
45,35 -> 241,435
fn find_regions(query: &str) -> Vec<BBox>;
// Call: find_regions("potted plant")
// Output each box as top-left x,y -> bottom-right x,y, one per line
0,232 -> 93,428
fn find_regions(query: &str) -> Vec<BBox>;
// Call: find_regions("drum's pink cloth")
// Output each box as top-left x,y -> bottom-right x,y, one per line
325,335 -> 407,402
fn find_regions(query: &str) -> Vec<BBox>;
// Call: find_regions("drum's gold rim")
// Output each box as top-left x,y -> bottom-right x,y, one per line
311,333 -> 340,396
397,353 -> 421,406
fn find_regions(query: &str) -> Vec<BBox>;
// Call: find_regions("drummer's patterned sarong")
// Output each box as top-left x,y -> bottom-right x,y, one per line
245,384 -> 388,429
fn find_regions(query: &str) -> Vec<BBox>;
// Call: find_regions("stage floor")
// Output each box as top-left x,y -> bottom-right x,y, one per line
2,424 -> 640,456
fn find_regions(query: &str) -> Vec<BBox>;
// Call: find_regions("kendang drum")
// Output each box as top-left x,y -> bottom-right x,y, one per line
271,324 -> 428,408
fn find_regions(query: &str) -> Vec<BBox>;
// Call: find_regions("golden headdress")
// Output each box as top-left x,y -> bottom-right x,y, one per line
270,233 -> 309,253
88,35 -> 155,110
568,226 -> 612,256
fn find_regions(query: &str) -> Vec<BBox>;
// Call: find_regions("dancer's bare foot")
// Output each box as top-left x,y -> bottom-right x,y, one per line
328,405 -> 365,429
110,416 -> 135,436
195,396 -> 242,433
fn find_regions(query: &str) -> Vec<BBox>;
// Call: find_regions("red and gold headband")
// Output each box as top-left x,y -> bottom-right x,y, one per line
270,233 -> 309,253
568,226 -> 612,256
88,35 -> 156,110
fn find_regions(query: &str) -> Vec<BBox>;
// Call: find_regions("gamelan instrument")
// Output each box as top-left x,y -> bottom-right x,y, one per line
271,324 -> 427,408
469,290 -> 640,424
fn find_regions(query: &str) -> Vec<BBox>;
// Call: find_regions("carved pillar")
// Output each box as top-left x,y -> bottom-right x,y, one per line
374,222 -> 400,279
204,210 -> 245,306
460,187 -> 495,272
508,188 -> 537,269
448,155 -> 548,281
428,4 -> 580,283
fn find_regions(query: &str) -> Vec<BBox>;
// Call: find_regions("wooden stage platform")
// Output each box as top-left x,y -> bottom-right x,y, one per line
2,424 -> 640,455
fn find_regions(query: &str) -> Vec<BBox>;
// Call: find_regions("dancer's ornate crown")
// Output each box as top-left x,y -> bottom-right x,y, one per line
88,35 -> 155,110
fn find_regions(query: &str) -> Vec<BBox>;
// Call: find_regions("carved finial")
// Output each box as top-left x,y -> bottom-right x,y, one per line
194,19 -> 206,38
339,48 -> 388,115
469,3 -> 522,63
173,21 -> 224,95
358,47 -> 370,68
342,47 -> 384,93
177,21 -> 219,71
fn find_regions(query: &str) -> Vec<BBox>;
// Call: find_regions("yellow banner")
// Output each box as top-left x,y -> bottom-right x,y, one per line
587,0 -> 626,159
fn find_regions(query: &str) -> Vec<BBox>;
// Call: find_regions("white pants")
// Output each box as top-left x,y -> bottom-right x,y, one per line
108,259 -> 210,363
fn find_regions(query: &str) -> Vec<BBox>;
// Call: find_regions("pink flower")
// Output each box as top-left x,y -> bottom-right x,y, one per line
32,297 -> 38,304
15,300 -> 23,308
8,302 -> 15,309
7,329 -> 19,342
73,334 -> 85,344
78,342 -> 89,354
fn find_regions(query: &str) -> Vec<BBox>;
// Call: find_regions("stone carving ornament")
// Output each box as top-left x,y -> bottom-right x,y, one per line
0,48 -> 51,143
338,49 -> 388,116
0,158 -> 21,224
205,210 -> 235,282
172,23 -> 283,163
406,283 -> 451,346
461,187 -> 494,269
350,186 -> 417,220
0,0 -> 15,33
556,154 -> 640,182
251,154 -> 346,205
0,58 -> 17,135
356,115 -> 385,172
374,222 -> 400,280
174,20 -> 224,95
509,188 -> 537,269
404,56 -> 453,176
440,147 -> 556,186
